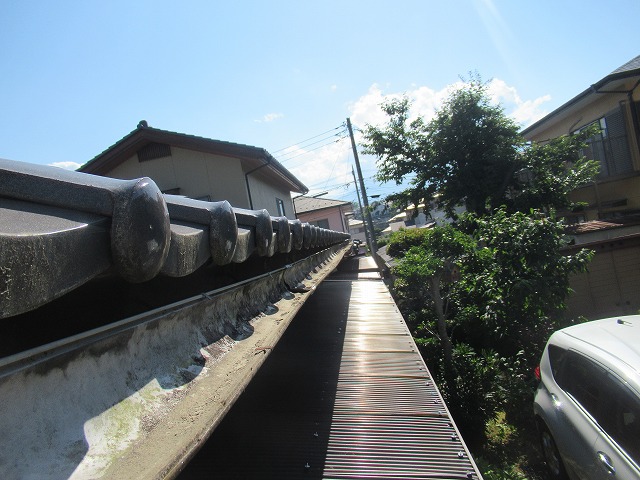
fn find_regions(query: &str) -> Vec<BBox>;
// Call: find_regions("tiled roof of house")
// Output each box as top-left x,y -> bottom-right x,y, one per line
0,158 -> 347,319
566,215 -> 640,234
610,54 -> 640,76
293,195 -> 351,214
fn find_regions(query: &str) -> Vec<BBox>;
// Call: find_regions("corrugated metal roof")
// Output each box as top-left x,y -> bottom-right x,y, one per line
178,258 -> 481,479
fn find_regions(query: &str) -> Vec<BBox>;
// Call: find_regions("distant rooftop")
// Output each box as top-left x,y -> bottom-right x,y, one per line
294,196 -> 351,214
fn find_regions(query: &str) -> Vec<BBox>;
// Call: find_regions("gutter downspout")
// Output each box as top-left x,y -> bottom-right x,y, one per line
244,157 -> 271,210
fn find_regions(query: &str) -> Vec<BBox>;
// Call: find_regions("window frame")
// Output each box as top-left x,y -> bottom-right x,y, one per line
577,107 -> 634,179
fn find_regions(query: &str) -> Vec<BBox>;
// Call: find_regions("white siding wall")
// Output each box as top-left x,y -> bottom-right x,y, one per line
247,172 -> 296,218
106,147 -> 251,208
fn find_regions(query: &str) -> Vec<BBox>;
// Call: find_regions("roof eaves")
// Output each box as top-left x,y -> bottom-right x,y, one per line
79,125 -> 309,193
521,54 -> 640,138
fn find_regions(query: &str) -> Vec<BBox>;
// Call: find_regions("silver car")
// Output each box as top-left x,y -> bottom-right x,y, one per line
534,315 -> 640,479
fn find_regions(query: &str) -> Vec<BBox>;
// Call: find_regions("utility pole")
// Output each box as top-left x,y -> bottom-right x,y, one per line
351,166 -> 367,243
346,118 -> 378,256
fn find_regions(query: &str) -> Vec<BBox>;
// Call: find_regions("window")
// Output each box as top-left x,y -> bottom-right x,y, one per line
598,372 -> 640,464
560,352 -> 606,419
579,108 -> 633,178
276,198 -> 286,217
555,350 -> 640,464
310,219 -> 330,229
547,344 -> 567,382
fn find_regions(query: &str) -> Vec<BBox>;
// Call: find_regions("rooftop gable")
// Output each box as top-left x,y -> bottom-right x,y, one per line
79,122 -> 308,194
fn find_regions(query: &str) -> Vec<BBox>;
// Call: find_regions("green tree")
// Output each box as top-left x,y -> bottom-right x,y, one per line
512,126 -> 601,214
362,77 -> 599,218
388,210 -> 593,440
392,225 -> 475,379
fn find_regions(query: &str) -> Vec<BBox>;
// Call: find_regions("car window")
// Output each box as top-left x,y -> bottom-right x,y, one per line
547,344 -> 567,382
560,352 -> 606,419
598,372 -> 640,465
556,350 -> 640,465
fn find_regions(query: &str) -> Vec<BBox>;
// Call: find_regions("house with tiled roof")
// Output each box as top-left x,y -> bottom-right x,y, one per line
79,121 -> 308,219
522,55 -> 640,319
293,195 -> 352,233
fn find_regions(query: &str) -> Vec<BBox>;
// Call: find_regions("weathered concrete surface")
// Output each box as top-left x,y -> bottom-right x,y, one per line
0,245 -> 346,480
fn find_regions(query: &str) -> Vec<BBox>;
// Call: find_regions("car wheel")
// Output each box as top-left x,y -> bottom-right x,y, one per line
540,424 -> 568,480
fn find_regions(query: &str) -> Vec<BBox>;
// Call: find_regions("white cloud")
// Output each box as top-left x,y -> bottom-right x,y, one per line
255,113 -> 284,123
49,161 -> 82,170
281,138 -> 354,200
487,78 -> 551,126
350,79 -> 551,132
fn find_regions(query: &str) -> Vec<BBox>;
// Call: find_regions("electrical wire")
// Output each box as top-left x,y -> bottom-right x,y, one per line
276,137 -> 349,164
271,124 -> 346,155
276,134 -> 348,164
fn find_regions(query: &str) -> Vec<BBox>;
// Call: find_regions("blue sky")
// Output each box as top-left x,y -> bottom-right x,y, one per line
1,0 -> 638,203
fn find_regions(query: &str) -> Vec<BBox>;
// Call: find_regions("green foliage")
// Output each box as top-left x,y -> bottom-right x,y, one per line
474,458 -> 529,480
389,225 -> 477,330
389,209 -> 593,447
512,125 -> 601,213
468,208 -> 593,361
387,224 -> 473,261
475,411 -> 547,480
362,76 -> 598,219
386,228 -> 431,258
447,344 -> 504,443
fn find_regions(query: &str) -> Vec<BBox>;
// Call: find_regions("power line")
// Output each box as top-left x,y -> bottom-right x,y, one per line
271,124 -> 346,155
276,136 -> 349,164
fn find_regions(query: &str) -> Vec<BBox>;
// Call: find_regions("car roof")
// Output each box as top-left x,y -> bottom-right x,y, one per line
550,315 -> 640,391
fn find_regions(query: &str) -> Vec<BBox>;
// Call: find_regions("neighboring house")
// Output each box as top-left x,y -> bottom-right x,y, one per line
381,202 -> 454,236
522,55 -> 640,320
79,121 -> 308,218
522,55 -> 640,224
348,218 -> 366,243
293,196 -> 352,232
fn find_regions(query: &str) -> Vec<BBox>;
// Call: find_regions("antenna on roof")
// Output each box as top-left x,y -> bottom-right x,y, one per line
137,120 -> 148,128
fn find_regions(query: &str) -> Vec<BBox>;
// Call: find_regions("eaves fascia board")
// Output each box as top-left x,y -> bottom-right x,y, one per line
521,86 -> 596,139
258,151 -> 309,194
